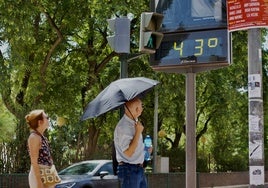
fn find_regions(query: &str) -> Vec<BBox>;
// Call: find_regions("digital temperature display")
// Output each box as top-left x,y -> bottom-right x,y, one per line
150,29 -> 230,73
174,37 -> 220,58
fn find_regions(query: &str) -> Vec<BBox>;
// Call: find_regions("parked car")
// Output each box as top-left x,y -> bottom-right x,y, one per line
55,160 -> 119,188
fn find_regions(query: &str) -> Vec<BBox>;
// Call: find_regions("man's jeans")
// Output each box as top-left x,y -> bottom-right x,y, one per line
118,163 -> 147,188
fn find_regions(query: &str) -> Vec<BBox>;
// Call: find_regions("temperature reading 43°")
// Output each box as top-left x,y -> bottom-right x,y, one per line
173,37 -> 219,57
152,29 -> 229,66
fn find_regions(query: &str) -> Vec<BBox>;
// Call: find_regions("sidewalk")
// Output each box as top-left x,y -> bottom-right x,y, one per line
204,184 -> 268,188
202,186 -> 247,188
212,185 -> 248,188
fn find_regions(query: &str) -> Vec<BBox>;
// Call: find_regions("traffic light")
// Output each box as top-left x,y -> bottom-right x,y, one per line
139,12 -> 164,54
107,17 -> 130,53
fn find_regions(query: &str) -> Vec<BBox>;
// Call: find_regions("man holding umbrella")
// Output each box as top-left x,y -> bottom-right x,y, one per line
81,77 -> 159,188
114,98 -> 148,188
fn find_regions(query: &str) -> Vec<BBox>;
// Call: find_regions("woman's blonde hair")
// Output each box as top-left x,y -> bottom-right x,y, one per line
25,109 -> 44,130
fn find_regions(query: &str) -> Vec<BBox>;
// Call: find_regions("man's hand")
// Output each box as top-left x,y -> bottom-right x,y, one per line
135,121 -> 144,134
124,121 -> 143,158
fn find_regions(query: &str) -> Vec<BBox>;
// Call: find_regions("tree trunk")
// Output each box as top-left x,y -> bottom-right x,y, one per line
84,125 -> 100,159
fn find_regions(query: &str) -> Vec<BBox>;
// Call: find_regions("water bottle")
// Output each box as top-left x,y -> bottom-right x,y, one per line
144,135 -> 152,161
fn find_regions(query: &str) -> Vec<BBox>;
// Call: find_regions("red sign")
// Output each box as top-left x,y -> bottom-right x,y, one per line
227,0 -> 268,31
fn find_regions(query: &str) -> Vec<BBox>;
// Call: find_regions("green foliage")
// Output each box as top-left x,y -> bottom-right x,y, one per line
0,0 -> 153,172
0,97 -> 16,141
162,147 -> 185,172
0,0 -> 268,174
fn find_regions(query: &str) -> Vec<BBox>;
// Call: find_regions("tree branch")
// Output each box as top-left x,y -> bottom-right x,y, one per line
0,50 -> 17,116
34,12 -> 64,104
196,110 -> 217,143
95,51 -> 118,73
40,12 -> 63,76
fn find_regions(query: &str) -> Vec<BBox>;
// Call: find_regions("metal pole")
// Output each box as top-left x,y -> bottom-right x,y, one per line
248,28 -> 264,187
120,54 -> 128,78
119,54 -> 128,117
186,72 -> 196,188
153,87 -> 158,173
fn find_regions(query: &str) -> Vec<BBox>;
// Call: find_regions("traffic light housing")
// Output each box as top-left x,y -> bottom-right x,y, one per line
107,17 -> 130,53
139,12 -> 164,54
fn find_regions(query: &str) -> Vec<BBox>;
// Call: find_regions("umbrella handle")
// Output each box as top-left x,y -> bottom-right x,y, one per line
125,105 -> 137,122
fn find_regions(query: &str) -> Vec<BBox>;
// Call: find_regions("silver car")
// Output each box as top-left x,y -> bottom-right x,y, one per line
55,160 -> 119,188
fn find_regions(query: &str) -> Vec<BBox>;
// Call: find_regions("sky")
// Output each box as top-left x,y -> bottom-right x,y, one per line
0,42 -> 8,58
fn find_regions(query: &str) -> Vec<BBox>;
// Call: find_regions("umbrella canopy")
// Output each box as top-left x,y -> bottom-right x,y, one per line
81,77 -> 159,121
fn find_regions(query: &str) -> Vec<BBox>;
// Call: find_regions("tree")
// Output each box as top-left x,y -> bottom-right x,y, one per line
0,0 -> 149,172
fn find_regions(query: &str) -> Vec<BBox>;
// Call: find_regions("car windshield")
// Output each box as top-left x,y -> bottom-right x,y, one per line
59,162 -> 99,175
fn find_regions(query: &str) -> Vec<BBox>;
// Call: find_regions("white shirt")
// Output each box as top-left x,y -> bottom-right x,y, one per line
114,115 -> 144,164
